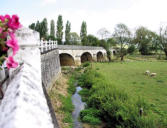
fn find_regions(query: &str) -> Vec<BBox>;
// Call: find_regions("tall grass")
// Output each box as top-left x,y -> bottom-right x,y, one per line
78,63 -> 167,128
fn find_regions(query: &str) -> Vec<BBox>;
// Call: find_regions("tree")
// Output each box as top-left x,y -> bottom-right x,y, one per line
107,38 -> 116,48
34,21 -> 42,39
127,45 -> 136,54
56,15 -> 63,44
65,20 -> 71,45
159,26 -> 167,59
97,28 -> 111,39
113,23 -> 131,61
80,21 -> 87,45
50,19 -> 55,38
69,32 -> 81,45
29,23 -> 36,30
87,35 -> 100,46
35,21 -> 41,32
150,32 -> 160,54
134,27 -> 155,55
99,39 -> 111,61
40,18 -> 48,39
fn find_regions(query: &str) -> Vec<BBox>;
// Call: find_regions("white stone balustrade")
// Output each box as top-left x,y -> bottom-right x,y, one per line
39,40 -> 57,53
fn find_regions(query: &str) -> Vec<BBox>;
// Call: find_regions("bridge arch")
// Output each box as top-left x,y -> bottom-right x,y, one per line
97,51 -> 104,62
59,53 -> 75,66
81,52 -> 93,63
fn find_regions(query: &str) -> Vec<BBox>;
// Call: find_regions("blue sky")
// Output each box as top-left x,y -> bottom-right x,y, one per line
1,0 -> 167,36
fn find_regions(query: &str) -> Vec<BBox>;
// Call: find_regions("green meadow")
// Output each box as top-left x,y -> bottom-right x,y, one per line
92,61 -> 167,113
78,61 -> 167,127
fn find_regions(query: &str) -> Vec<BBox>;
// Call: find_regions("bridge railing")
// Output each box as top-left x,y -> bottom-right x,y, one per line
58,45 -> 105,50
39,40 -> 57,53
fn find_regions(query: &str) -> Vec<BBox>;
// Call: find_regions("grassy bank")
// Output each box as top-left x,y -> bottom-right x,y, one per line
78,61 -> 167,128
49,68 -> 76,128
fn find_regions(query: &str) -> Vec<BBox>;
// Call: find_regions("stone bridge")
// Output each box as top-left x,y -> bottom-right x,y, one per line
40,42 -> 115,66
58,45 -> 111,66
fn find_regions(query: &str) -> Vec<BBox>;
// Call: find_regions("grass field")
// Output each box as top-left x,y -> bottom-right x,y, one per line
92,61 -> 167,114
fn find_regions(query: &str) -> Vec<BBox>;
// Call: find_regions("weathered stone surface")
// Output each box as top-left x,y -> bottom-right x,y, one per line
41,49 -> 61,89
0,63 -> 54,128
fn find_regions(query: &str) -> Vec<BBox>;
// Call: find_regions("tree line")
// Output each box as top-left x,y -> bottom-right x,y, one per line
29,15 -> 167,60
29,15 -> 80,45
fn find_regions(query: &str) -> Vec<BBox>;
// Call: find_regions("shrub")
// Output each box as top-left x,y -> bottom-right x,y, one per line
82,62 -> 90,67
78,69 -> 101,88
127,45 -> 135,54
82,115 -> 101,125
67,76 -> 76,94
80,108 -> 101,119
78,88 -> 90,102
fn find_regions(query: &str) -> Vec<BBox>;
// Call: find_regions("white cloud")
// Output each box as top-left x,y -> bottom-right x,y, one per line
23,0 -> 167,37
42,0 -> 56,6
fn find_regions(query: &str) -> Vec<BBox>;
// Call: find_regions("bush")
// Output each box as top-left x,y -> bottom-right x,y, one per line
80,108 -> 101,125
127,45 -> 135,54
80,108 -> 101,119
82,62 -> 90,67
78,68 -> 101,88
78,88 -> 90,102
82,115 -> 101,125
67,76 -> 76,94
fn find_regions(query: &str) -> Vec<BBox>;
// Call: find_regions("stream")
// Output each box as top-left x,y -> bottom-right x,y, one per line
72,86 -> 86,128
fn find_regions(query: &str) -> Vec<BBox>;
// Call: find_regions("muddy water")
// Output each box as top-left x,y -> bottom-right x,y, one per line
72,86 -> 86,128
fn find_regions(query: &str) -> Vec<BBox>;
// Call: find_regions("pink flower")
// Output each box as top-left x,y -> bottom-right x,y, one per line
6,56 -> 18,69
6,33 -> 19,55
0,32 -> 8,39
0,15 -> 10,23
8,15 -> 21,30
4,15 -> 11,22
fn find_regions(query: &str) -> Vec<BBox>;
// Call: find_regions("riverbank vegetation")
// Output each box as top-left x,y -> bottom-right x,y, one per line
78,61 -> 167,128
49,68 -> 76,128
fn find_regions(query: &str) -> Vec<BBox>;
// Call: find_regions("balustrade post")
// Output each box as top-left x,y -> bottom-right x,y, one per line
51,41 -> 54,49
55,41 -> 58,48
49,40 -> 51,50
44,41 -> 47,51
47,41 -> 49,51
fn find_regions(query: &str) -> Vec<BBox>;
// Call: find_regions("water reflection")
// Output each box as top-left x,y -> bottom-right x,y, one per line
72,86 -> 86,128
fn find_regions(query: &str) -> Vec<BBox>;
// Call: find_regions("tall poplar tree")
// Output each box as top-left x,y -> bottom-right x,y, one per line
35,21 -> 42,39
50,19 -> 55,37
80,21 -> 87,45
40,18 -> 48,39
56,15 -> 63,44
65,20 -> 71,45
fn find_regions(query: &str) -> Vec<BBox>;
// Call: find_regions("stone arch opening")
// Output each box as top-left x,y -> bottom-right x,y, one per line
97,51 -> 104,62
81,52 -> 92,63
59,53 -> 75,66
113,50 -> 116,55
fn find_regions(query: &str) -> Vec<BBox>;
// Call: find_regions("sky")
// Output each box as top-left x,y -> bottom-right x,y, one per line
1,0 -> 167,37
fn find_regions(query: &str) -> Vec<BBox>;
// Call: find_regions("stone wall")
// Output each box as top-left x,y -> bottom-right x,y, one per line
41,49 -> 61,89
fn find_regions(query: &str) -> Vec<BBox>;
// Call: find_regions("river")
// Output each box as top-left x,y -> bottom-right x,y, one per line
72,86 -> 86,128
